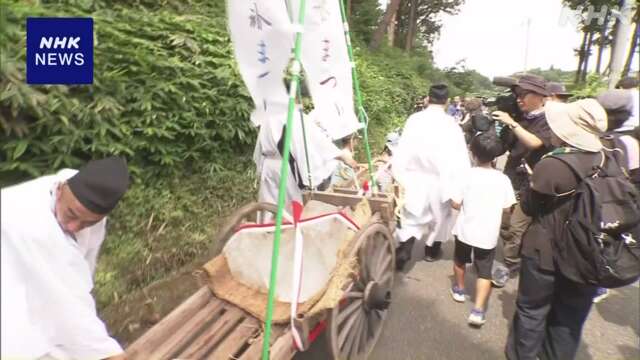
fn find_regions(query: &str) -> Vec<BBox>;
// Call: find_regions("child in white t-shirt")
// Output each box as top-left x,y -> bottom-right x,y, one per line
450,131 -> 516,326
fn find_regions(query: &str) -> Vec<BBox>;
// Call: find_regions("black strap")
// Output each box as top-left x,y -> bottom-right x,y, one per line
276,124 -> 306,190
547,152 -> 604,181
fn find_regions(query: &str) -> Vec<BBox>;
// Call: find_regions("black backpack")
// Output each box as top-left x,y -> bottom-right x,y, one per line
550,151 -> 640,288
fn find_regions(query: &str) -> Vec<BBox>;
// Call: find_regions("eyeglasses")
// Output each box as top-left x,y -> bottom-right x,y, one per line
514,88 -> 532,99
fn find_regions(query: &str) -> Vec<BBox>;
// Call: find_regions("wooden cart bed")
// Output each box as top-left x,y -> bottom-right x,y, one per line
127,191 -> 397,359
126,287 -> 294,360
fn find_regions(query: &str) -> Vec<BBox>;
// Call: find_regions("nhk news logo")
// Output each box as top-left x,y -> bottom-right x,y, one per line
26,17 -> 93,84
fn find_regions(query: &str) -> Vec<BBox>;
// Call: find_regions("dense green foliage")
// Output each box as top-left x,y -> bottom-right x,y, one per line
525,67 -> 575,85
94,157 -> 257,308
1,0 -> 494,307
1,0 -> 253,182
349,0 -> 383,44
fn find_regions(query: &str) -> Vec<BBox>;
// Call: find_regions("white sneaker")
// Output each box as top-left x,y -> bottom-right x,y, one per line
450,286 -> 465,303
468,309 -> 486,326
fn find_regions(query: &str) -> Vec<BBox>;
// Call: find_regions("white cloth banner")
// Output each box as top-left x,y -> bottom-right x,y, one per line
290,0 -> 360,140
228,1 -> 294,127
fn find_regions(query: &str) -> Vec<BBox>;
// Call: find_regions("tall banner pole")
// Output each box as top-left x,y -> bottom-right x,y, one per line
262,0 -> 307,358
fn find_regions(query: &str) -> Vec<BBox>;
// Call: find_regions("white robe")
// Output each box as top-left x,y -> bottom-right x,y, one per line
1,170 -> 122,360
254,111 -> 341,217
392,106 -> 471,246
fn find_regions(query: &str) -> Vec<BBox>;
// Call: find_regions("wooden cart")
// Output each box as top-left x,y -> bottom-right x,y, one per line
126,191 -> 396,359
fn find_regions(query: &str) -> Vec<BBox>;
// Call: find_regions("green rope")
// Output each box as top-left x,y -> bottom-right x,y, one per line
261,0 -> 307,358
338,0 -> 376,190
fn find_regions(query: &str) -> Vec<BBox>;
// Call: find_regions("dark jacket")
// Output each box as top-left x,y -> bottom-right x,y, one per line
504,110 -> 554,193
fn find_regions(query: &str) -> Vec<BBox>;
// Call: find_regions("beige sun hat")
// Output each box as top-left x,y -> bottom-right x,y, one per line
545,98 -> 608,152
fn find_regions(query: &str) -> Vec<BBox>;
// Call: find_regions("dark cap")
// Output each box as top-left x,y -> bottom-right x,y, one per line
515,74 -> 549,96
67,156 -> 130,214
596,89 -> 633,112
545,82 -> 572,97
428,83 -> 449,103
616,76 -> 639,89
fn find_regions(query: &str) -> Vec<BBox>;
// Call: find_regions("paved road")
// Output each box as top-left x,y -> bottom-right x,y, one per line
298,240 -> 640,360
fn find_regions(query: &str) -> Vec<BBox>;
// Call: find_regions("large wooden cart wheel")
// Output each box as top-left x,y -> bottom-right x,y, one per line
327,222 -> 395,359
207,202 -> 279,258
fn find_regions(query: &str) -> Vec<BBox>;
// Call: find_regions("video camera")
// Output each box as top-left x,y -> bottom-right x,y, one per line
482,76 -> 524,123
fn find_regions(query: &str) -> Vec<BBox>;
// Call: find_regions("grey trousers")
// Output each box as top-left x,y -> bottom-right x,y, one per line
501,203 -> 531,267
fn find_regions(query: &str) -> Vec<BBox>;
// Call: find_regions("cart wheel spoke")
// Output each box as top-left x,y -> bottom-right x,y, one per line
329,223 -> 394,360
360,309 -> 369,350
361,237 -> 375,282
345,310 -> 366,357
378,270 -> 392,287
370,237 -> 386,278
338,306 -> 363,349
337,298 -> 362,326
344,290 -> 364,299
374,253 -> 392,281
365,234 -> 383,282
367,309 -> 383,338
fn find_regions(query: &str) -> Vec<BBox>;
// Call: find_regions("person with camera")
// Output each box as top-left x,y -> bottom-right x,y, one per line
505,99 -> 619,360
490,75 -> 554,283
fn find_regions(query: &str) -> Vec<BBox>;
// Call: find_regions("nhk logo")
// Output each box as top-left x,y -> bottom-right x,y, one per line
26,17 -> 93,84
36,37 -> 85,66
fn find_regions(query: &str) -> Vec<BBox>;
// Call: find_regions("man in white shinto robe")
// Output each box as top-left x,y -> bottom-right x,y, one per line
254,108 -> 358,221
393,84 -> 471,270
1,157 -> 130,360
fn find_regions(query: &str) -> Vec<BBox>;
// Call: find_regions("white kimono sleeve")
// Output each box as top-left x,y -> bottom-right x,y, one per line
4,225 -> 123,359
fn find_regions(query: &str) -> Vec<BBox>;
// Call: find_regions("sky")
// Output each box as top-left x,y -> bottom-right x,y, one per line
431,0 -> 638,79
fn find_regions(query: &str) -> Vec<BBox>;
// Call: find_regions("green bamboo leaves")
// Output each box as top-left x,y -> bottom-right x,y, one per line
0,0 -> 253,182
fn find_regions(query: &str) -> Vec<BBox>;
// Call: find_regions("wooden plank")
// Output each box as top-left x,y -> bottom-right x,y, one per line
174,306 -> 245,359
306,191 -> 390,208
237,325 -> 287,360
126,287 -> 213,359
332,188 -> 392,200
305,191 -> 394,222
270,331 -> 296,360
206,316 -> 261,360
145,296 -> 225,359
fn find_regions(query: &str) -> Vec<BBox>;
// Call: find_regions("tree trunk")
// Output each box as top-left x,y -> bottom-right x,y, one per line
387,9 -> 397,46
595,11 -> 610,74
609,0 -> 635,88
622,20 -> 639,76
347,0 -> 352,19
581,30 -> 595,83
575,31 -> 588,84
605,19 -> 620,76
605,0 -> 628,76
404,0 -> 418,51
369,0 -> 402,50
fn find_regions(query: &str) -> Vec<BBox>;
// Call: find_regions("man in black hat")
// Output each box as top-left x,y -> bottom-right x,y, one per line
490,74 -> 555,283
545,82 -> 572,103
1,157 -> 130,360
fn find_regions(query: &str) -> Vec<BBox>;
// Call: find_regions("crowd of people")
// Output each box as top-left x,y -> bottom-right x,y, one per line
393,75 -> 639,360
1,74 -> 637,360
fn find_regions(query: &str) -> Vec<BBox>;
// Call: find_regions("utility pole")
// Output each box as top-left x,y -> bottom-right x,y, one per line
609,0 -> 635,88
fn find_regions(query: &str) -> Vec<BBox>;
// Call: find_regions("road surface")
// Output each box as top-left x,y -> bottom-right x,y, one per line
298,240 -> 640,359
